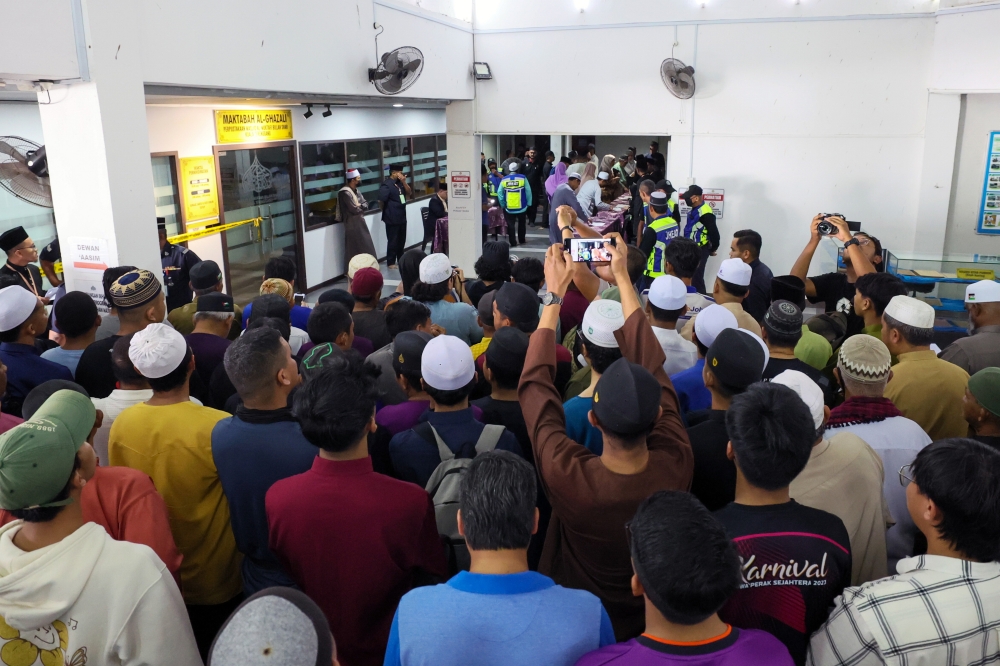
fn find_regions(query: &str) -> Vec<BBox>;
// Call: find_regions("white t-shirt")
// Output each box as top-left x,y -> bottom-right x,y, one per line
652,326 -> 699,376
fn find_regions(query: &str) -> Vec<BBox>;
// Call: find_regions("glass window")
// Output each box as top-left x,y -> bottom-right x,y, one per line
151,155 -> 183,237
346,140 -> 382,212
436,134 -> 447,181
412,136 -> 438,198
381,138 -> 412,191
300,142 -> 345,227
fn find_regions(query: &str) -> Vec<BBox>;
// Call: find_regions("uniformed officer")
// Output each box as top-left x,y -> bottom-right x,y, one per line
487,159 -> 502,197
39,237 -> 62,289
159,217 -> 202,312
498,161 -> 533,246
681,185 -> 721,293
0,226 -> 47,302
640,192 -> 681,289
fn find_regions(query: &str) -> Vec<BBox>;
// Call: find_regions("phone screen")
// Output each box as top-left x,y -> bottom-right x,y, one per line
294,293 -> 305,306
564,238 -> 613,263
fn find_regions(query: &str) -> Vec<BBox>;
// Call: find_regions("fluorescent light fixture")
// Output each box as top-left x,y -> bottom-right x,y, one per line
473,62 -> 492,80
393,103 -> 404,107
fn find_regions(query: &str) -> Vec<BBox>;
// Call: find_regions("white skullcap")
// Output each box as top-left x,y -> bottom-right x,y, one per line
737,328 -> 770,368
0,286 -> 38,333
129,323 -> 188,379
567,172 -> 582,181
598,171 -> 610,180
581,300 -> 625,349
347,253 -> 379,279
346,169 -> 361,179
884,295 -> 935,329
419,253 -> 453,285
421,335 -> 474,390
648,275 -> 687,310
771,369 -> 825,429
694,304 -> 738,347
717,258 -> 752,287
966,280 -> 1000,304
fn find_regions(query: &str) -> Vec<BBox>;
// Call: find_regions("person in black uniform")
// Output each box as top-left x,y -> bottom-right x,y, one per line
158,217 -> 201,312
378,164 -> 412,269
39,238 -> 62,289
0,226 -> 47,303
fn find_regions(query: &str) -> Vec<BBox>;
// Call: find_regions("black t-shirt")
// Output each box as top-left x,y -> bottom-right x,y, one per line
715,501 -> 852,666
472,396 -> 532,467
75,335 -> 121,399
466,280 -> 503,309
762,357 -> 837,407
975,434 -> 1000,451
352,309 -> 392,351
686,410 -> 735,512
807,272 -> 864,338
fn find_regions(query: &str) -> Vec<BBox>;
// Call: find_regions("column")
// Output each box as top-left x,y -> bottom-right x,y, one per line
36,0 -> 161,292
445,101 -> 483,274
550,135 -> 565,158
912,93 -> 962,255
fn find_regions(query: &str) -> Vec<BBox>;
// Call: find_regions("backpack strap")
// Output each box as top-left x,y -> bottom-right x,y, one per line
415,422 -> 454,463
474,424 -> 506,454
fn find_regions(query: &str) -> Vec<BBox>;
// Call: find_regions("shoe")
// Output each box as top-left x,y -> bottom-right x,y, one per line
518,239 -> 527,245
388,264 -> 398,270
510,241 -> 518,247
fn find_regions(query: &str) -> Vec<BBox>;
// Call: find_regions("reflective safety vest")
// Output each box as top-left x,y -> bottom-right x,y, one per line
645,199 -> 676,226
644,214 -> 680,278
684,202 -> 714,247
499,174 -> 530,214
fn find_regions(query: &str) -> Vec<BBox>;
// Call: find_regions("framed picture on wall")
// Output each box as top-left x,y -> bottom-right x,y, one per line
977,130 -> 1000,235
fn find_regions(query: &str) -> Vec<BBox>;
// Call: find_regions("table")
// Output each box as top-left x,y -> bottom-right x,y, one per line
586,194 -> 631,237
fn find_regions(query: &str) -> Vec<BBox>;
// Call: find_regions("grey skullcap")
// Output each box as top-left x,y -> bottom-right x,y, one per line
209,587 -> 334,666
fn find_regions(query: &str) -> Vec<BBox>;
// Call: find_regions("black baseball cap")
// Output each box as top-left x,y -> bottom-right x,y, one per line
770,275 -> 807,309
39,238 -> 60,263
197,292 -> 235,313
484,326 -> 529,376
592,358 -> 661,437
392,330 -> 432,376
494,282 -> 540,332
705,328 -> 765,391
190,260 -> 224,290
763,300 -> 803,337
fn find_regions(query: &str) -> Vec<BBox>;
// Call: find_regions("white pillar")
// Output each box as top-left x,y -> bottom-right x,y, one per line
36,0 -> 161,291
912,93 -> 962,255
550,135 -> 565,158
445,101 -> 483,274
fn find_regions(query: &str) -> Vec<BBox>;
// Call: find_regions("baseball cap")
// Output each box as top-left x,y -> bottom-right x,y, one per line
717,258 -> 752,287
648,275 -> 687,310
348,253 -> 379,279
22,379 -> 89,420
592,358 -> 661,436
0,285 -> 39,332
966,280 -> 1000,304
190,260 -> 223,290
484,326 -> 529,376
350,267 -> 384,298
884,295 -> 935,329
419,254 -> 453,285
494,282 -> 540,332
129,323 -> 188,379
580,300 -> 626,349
705,328 -> 765,391
0,390 -> 96,511
771,370 -> 825,429
763,300 -> 803,337
970,368 -> 1000,418
392,330 -> 432,377
422,335 -> 475,390
197,293 -> 235,313
110,269 -> 163,310
694,304 -> 738,348
838,334 -> 892,384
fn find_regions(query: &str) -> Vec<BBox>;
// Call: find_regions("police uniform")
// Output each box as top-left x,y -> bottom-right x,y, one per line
498,167 -> 533,246
160,230 -> 202,312
682,196 -> 720,294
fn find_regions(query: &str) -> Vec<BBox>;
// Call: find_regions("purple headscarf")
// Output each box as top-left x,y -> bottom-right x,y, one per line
545,161 -> 568,200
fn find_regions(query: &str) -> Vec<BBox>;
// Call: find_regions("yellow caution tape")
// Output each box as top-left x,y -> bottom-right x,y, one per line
167,217 -> 262,245
40,260 -> 64,279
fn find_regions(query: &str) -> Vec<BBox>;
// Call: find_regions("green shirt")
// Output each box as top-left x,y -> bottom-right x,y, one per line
863,322 -> 898,365
795,325 -> 833,371
167,297 -> 244,340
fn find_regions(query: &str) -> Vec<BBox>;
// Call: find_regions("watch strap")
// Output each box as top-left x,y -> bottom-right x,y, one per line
843,238 -> 860,248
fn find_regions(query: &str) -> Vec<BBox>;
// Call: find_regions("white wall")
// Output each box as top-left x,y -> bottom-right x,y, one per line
945,94 -> 1000,254
930,5 -> 1000,93
0,103 -> 57,247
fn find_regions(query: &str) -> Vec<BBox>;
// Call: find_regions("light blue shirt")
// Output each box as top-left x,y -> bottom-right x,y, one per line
425,300 -> 483,346
40,347 -> 85,378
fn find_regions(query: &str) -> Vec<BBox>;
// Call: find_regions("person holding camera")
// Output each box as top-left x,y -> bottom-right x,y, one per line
790,214 -> 881,338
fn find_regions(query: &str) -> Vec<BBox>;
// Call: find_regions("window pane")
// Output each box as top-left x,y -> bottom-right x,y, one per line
301,142 -> 345,225
346,140 -> 382,211
412,136 -> 438,197
151,155 -> 183,237
436,134 -> 447,180
381,138 -> 412,191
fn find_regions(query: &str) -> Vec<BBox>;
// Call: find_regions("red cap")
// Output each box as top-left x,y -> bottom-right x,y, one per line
350,267 -> 384,298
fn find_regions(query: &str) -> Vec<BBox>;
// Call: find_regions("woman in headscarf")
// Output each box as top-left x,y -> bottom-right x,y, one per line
544,161 -> 568,201
338,168 -> 377,268
599,154 -> 617,179
575,162 -> 609,215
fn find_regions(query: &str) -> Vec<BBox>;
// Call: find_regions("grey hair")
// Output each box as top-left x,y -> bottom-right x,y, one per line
837,363 -> 889,398
459,451 -> 536,551
193,311 -> 234,324
223,326 -> 286,399
883,313 -> 935,347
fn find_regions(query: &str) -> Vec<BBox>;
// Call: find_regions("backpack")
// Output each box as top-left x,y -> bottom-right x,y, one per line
416,421 -> 506,573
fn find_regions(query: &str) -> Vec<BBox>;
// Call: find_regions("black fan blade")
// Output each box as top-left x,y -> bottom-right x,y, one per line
402,57 -> 422,73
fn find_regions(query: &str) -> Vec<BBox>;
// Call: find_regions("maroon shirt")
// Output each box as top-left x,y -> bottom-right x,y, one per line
266,456 -> 447,666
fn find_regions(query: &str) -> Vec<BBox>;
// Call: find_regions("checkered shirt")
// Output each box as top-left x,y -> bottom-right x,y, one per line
808,555 -> 1000,665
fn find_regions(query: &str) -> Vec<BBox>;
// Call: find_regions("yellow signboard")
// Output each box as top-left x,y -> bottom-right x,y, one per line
957,267 -> 997,281
215,109 -> 293,144
179,156 -> 220,223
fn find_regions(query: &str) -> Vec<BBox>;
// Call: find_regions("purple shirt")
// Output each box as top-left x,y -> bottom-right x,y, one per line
376,400 -> 484,436
574,628 -> 793,665
186,332 -> 231,383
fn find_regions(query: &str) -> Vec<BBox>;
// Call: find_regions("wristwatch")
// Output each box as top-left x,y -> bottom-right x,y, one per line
542,292 -> 564,306
843,238 -> 860,249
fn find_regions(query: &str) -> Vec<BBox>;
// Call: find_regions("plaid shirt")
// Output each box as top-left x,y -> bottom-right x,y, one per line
808,555 -> 1000,665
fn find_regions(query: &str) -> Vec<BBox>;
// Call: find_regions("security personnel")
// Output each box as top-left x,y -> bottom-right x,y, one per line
681,185 -> 720,293
39,238 -> 62,289
487,159 -> 502,198
498,161 -> 532,246
159,217 -> 202,312
640,192 -> 680,288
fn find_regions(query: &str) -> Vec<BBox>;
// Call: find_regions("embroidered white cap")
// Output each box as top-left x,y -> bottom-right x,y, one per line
965,280 -> 1000,304
347,253 -> 379,279
419,253 -> 453,285
128,323 -> 188,379
580,299 -> 626,349
648,275 -> 687,311
884,295 -> 935,329
0,286 -> 38,333
346,169 -> 361,179
771,369 -> 825,429
421,335 -> 475,390
694,304 -> 738,347
598,171 -> 610,180
717,258 -> 752,287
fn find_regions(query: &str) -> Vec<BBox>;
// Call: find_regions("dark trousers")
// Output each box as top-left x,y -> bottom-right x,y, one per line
693,244 -> 713,294
385,223 -> 407,265
421,217 -> 436,252
505,211 -> 526,245
187,594 -> 244,661
526,201 -> 540,227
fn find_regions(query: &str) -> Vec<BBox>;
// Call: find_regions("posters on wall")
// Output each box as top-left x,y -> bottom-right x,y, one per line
978,131 -> 1000,235
65,236 -> 112,314
450,170 -> 472,216
179,156 -> 220,223
214,109 -> 293,144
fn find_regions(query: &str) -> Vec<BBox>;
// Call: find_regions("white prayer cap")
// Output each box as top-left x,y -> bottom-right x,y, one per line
419,253 -> 453,285
694,304 -> 738,347
346,169 -> 361,179
966,280 -> 1000,304
421,335 -> 474,390
717,258 -> 752,287
771,369 -> 825,429
598,171 -> 610,180
129,323 -> 188,379
737,328 -> 770,368
348,253 -> 379,279
567,172 -> 582,181
648,275 -> 687,311
580,300 -> 625,349
0,286 -> 38,332
884,295 -> 935,329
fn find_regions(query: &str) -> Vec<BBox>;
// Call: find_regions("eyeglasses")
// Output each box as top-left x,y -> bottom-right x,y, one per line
856,238 -> 873,247
17,244 -> 36,252
899,464 -> 914,488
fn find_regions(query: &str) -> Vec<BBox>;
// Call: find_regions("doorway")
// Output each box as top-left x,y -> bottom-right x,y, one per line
214,141 -> 305,305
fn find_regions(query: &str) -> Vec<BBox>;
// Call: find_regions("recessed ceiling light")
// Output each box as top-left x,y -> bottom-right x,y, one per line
393,103 -> 404,107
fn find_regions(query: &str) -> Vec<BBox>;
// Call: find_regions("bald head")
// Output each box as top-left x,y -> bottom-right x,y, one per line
970,302 -> 1000,328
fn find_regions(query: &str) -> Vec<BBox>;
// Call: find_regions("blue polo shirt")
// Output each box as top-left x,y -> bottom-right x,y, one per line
563,396 -> 603,455
0,342 -> 73,415
384,570 -> 615,666
670,357 -> 710,416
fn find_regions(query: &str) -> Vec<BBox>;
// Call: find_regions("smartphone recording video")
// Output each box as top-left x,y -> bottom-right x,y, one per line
564,238 -> 615,263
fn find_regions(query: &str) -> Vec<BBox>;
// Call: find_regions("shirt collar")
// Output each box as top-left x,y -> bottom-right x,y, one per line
896,349 -> 939,362
897,554 -> 1000,578
686,285 -> 698,294
0,342 -> 38,356
972,325 -> 1000,335
426,408 -> 476,425
447,570 -> 554,595
310,455 -> 370,477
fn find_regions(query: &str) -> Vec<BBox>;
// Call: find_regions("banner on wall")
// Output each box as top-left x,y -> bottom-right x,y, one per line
215,109 -> 293,144
977,131 -> 1000,235
179,156 -> 220,223
66,236 -> 112,314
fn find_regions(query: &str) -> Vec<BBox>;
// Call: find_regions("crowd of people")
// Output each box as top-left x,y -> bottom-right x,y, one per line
1,137 -> 1000,666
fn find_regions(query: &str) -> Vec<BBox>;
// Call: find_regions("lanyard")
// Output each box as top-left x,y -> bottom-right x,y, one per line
5,263 -> 38,297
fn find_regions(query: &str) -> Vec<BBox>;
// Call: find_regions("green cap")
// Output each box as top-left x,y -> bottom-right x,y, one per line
0,390 -> 95,511
970,368 -> 1000,419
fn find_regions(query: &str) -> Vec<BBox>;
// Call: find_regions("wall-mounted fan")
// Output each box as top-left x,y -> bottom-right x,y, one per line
660,58 -> 696,100
368,46 -> 425,95
0,136 -> 52,208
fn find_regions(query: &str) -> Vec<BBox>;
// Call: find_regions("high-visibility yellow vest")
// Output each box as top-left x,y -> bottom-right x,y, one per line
645,214 -> 680,277
685,202 -> 715,247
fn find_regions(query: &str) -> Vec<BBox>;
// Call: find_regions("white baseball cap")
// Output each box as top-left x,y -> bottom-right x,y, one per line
421,335 -> 474,390
598,171 -> 610,180
717,258 -> 752,287
346,169 -> 361,179
966,280 -> 1000,304
419,253 -> 453,285
348,253 -> 379,279
694,304 -> 738,347
771,369 -> 825,429
129,323 -> 188,379
0,286 -> 38,333
648,275 -> 687,310
884,295 -> 935,329
580,300 -> 626,349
